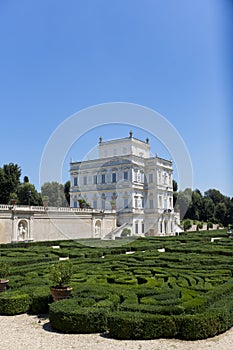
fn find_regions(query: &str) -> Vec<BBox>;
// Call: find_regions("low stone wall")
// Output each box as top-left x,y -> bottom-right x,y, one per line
0,205 -> 116,243
187,223 -> 223,232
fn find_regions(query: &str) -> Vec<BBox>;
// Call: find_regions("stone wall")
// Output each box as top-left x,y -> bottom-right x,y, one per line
187,223 -> 223,232
0,205 -> 116,244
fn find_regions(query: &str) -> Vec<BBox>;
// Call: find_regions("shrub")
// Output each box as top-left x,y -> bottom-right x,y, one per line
108,311 -> 177,339
178,312 -> 220,340
0,261 -> 11,280
121,228 -> 131,237
196,222 -> 203,231
0,292 -> 31,315
183,219 -> 192,231
49,299 -> 109,333
30,286 -> 53,314
49,261 -> 73,287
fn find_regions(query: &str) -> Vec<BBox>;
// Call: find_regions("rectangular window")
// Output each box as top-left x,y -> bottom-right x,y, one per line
102,200 -> 105,210
149,199 -> 154,209
135,197 -> 138,208
159,196 -> 162,208
83,176 -> 87,185
158,171 -> 161,184
141,198 -> 144,208
93,200 -> 97,209
123,171 -> 128,180
101,174 -> 105,183
112,173 -> 116,183
169,174 -> 172,186
73,201 -> 77,208
74,177 -> 78,186
124,198 -> 128,209
137,172 -> 141,182
93,175 -> 97,184
142,222 -> 144,234
135,223 -> 138,234
169,197 -> 172,209
149,174 -> 153,183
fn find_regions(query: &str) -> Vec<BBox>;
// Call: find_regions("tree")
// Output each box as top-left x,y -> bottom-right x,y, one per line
183,219 -> 192,231
41,182 -> 68,207
185,190 -> 202,220
173,179 -> 178,207
17,183 -> 42,206
201,197 -> 215,222
223,197 -> 233,227
175,188 -> 192,219
172,179 -> 178,192
0,163 -> 21,204
215,202 -> 227,223
23,176 -> 29,183
204,189 -> 225,206
64,180 -> 70,206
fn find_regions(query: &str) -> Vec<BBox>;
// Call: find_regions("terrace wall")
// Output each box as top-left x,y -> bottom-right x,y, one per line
0,205 -> 116,243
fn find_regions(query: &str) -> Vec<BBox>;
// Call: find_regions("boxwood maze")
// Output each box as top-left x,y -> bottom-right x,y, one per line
1,230 -> 233,340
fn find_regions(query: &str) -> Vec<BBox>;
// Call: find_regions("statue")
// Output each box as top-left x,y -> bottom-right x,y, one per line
18,223 -> 26,240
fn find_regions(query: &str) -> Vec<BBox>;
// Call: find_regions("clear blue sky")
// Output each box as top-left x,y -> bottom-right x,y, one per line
0,0 -> 232,197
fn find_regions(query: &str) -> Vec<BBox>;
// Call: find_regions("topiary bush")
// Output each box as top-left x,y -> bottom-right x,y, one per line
29,286 -> 53,314
183,219 -> 192,231
178,312 -> 221,340
0,291 -> 31,315
108,311 -> 177,339
49,299 -> 109,333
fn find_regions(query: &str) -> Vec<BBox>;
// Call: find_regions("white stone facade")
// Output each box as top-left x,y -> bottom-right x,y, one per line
70,133 -> 180,236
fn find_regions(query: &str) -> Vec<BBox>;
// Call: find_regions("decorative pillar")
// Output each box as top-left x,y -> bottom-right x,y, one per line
29,216 -> 34,240
12,216 -> 18,242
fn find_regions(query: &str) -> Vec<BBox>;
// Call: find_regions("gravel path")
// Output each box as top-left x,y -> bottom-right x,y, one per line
1,314 -> 233,350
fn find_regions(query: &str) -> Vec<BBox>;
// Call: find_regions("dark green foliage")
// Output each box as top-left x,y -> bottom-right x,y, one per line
64,180 -> 70,206
121,228 -> 131,237
29,286 -> 53,314
182,187 -> 233,226
2,231 -> 233,340
108,311 -> 177,339
49,261 -> 73,287
0,292 -> 30,315
17,182 -> 42,206
41,181 -> 68,207
49,299 -> 109,333
0,163 -> 21,204
183,219 -> 192,231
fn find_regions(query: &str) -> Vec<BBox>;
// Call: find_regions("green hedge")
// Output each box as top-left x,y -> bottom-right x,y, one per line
29,286 -> 53,314
49,299 -> 109,333
177,309 -> 232,340
108,311 -> 177,339
0,292 -> 31,315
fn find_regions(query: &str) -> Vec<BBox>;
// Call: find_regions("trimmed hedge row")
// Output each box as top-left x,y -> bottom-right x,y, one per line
0,292 -> 31,315
108,311 -> 177,339
49,299 -> 108,333
1,229 -> 233,341
48,293 -> 233,340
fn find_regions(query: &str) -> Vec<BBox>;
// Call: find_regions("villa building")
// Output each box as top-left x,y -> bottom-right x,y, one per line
70,132 -> 180,237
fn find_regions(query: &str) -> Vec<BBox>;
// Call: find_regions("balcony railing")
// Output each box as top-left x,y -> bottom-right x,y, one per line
0,204 -> 114,214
